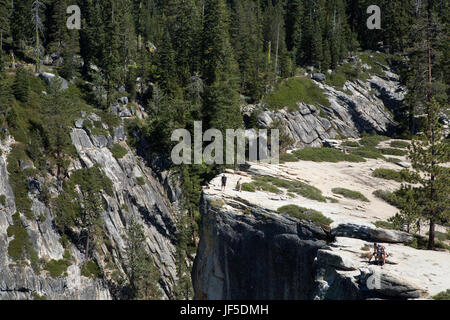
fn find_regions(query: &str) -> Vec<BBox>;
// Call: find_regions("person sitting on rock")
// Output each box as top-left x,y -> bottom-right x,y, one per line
369,243 -> 379,264
378,245 -> 386,266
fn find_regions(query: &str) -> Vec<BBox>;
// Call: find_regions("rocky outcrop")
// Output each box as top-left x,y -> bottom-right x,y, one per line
254,69 -> 403,149
332,223 -> 414,244
192,194 -> 332,300
193,171 -> 450,300
0,111 -> 181,300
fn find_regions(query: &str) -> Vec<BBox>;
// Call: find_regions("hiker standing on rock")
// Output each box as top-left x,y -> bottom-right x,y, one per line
236,178 -> 242,192
221,174 -> 227,191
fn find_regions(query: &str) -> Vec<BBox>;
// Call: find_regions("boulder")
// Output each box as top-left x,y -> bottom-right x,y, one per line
39,73 -> 68,90
118,96 -> 128,105
75,119 -> 84,129
87,113 -> 102,122
332,223 -> 414,244
312,73 -> 326,82
396,161 -> 411,169
90,134 -> 109,148
361,269 -> 428,299
316,249 -> 358,271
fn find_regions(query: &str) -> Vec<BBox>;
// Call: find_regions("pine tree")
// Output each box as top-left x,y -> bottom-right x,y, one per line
201,0 -> 243,133
156,26 -> 178,97
0,0 -> 11,51
13,66 -> 30,102
47,0 -> 69,52
408,99 -> 450,250
31,0 -> 46,72
124,219 -> 162,300
285,0 -> 303,54
173,212 -> 194,300
403,0 -> 447,134
10,0 -> 33,48
170,0 -> 201,86
230,0 -> 263,99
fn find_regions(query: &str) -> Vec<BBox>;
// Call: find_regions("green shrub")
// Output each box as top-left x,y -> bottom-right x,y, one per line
44,258 -> 71,278
433,289 -> 450,300
278,204 -> 333,227
385,157 -> 402,164
265,78 -> 330,112
136,177 -> 145,186
372,168 -> 412,182
81,260 -> 102,279
350,146 -> 384,159
325,61 -> 371,88
332,188 -> 369,202
293,147 -> 365,163
325,71 -> 347,88
7,212 -> 40,272
32,292 -> 47,300
373,190 -> 400,207
0,194 -> 5,206
251,179 -> 281,194
342,141 -> 360,147
359,134 -> 389,147
279,153 -> 298,162
288,184 -> 326,202
7,146 -> 34,219
390,141 -> 410,149
375,220 -> 396,230
110,143 -> 128,159
59,235 -> 70,248
379,148 -> 408,156
241,183 -> 256,192
252,176 -> 326,202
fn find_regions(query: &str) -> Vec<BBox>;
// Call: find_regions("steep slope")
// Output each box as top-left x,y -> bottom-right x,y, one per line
0,107 -> 180,300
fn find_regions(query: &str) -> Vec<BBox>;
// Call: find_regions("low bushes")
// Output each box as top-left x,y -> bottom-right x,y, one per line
342,141 -> 360,147
332,188 -> 369,202
241,183 -> 256,192
359,134 -> 389,147
81,260 -> 102,279
246,176 -> 327,202
433,289 -> 450,300
7,212 -> 40,272
374,220 -> 396,230
379,148 -> 408,156
350,146 -> 384,159
390,141 -> 410,149
373,190 -> 400,207
279,153 -> 298,163
110,143 -> 128,159
293,147 -> 365,163
277,204 -> 333,227
265,78 -> 331,112
372,168 -> 413,182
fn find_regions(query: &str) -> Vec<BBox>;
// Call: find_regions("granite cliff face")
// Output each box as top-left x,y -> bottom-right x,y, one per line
250,68 -> 403,148
192,194 -> 332,300
0,107 -> 180,300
